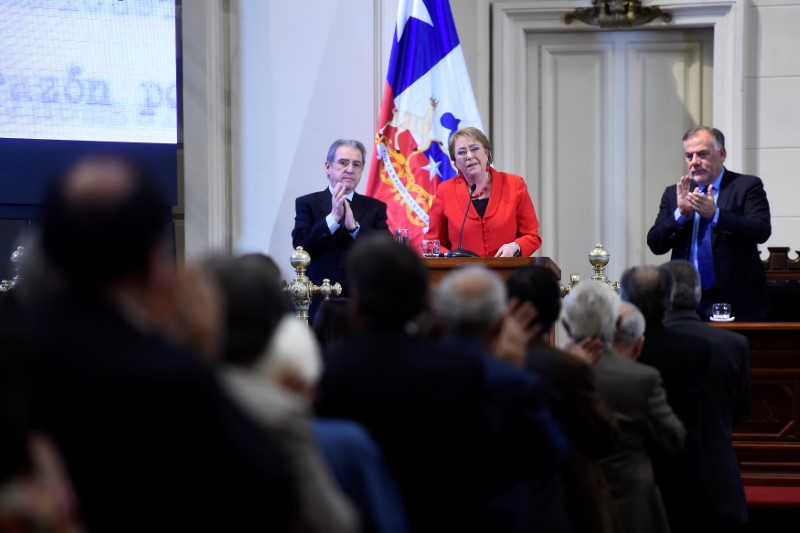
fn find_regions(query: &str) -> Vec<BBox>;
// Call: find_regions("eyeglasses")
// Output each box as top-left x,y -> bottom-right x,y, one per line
334,159 -> 364,170
455,145 -> 483,158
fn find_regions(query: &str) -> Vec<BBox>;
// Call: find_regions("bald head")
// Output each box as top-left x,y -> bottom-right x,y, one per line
619,265 -> 672,324
434,266 -> 506,339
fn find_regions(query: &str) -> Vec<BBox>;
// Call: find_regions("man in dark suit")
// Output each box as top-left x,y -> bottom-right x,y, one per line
506,265 -> 623,533
292,139 -> 390,316
662,260 -> 751,532
647,126 -> 771,320
620,265 -> 712,533
29,156 -> 295,532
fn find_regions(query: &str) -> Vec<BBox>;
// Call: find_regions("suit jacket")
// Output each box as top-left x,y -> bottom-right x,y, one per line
220,365 -> 358,533
647,169 -> 772,320
592,348 -> 686,533
525,341 -> 623,533
664,310 -> 751,529
637,321 -> 712,533
426,167 -> 541,257
292,188 -> 389,291
315,328 -> 551,533
29,291 -> 295,532
313,419 -> 410,533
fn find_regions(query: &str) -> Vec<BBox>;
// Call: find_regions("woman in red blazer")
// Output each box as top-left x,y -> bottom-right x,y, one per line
427,127 -> 541,257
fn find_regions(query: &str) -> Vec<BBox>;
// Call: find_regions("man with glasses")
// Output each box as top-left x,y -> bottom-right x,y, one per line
293,139 -> 389,318
647,126 -> 772,321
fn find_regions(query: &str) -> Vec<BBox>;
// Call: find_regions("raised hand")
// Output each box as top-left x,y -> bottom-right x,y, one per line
342,198 -> 357,232
677,175 -> 693,217
687,185 -> 716,219
330,183 -> 346,222
491,299 -> 542,367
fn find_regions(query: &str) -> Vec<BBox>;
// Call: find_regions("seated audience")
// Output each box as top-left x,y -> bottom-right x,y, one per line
433,265 -> 568,532
507,265 -> 623,533
563,283 -> 685,533
203,254 -> 359,533
316,234 -> 530,532
28,155 -> 296,532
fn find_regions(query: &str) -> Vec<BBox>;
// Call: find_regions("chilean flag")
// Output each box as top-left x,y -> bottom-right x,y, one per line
365,0 -> 483,254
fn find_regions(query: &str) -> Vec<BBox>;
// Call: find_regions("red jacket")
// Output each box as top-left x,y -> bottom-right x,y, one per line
427,167 -> 541,257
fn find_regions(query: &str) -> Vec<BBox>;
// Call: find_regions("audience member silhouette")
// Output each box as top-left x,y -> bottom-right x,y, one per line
29,155 -> 296,532
204,253 -> 358,533
563,282 -> 684,533
661,260 -> 751,532
507,265 -> 623,533
434,265 -> 568,532
620,265 -> 712,532
316,234 -> 521,532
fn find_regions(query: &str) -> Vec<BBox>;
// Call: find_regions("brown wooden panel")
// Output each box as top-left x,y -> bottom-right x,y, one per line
423,256 -> 560,286
716,322 -> 800,485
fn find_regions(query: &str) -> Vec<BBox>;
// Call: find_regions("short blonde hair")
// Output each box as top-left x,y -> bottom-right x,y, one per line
448,127 -> 493,165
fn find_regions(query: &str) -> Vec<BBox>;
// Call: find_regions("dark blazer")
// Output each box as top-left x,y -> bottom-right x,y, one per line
29,292 -> 295,532
592,348 -> 685,533
292,188 -> 390,291
664,310 -> 751,530
647,169 -> 772,320
637,321 -> 712,533
316,328 -> 560,533
525,341 -> 623,533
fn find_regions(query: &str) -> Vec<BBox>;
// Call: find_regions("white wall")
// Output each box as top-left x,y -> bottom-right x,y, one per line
745,0 -> 800,256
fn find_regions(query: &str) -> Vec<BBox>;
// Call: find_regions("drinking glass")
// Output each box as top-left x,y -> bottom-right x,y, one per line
394,228 -> 409,246
421,239 -> 440,257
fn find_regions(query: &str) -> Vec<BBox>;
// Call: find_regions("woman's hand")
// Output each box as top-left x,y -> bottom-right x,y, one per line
495,242 -> 520,257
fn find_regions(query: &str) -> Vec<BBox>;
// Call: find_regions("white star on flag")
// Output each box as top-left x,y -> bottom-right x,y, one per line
396,0 -> 433,41
422,157 -> 442,181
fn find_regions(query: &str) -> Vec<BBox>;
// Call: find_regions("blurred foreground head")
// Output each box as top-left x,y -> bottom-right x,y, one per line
434,265 -> 506,341
506,264 -> 562,333
346,234 -> 429,330
40,155 -> 169,292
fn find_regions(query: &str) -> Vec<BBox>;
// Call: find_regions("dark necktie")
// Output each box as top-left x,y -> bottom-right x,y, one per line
697,185 -> 715,289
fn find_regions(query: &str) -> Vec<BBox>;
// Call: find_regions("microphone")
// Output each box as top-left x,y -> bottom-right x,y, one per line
446,182 -> 480,258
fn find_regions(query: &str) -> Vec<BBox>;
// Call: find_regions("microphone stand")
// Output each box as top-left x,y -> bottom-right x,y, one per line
446,182 -> 480,258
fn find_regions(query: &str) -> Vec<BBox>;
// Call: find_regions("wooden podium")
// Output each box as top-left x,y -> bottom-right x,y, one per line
422,256 -> 561,286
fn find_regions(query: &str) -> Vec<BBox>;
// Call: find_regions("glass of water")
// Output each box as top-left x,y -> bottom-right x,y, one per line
421,239 -> 440,257
394,228 -> 409,246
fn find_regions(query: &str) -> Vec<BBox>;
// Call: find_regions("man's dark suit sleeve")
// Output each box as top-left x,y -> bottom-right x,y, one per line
717,175 -> 771,244
292,195 -> 335,259
647,184 -> 689,256
357,200 -> 390,235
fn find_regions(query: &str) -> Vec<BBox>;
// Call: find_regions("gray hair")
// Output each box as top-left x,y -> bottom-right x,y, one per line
434,265 -> 506,337
683,126 -> 725,150
614,301 -> 646,347
562,281 -> 620,343
659,260 -> 702,310
326,139 -> 366,164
